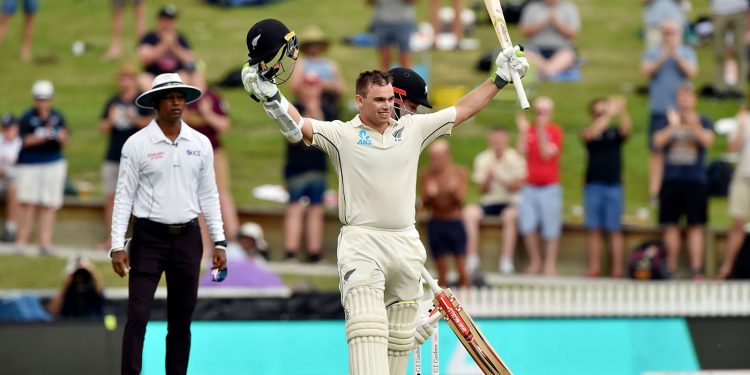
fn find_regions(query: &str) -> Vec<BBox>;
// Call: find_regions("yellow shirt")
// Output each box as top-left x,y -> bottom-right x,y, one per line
471,148 -> 527,205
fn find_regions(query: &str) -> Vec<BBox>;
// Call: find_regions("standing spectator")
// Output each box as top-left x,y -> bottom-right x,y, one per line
15,80 -> 69,255
519,0 -> 581,80
429,0 -> 464,44
366,0 -> 417,70
652,84 -> 714,279
184,69 -> 240,256
98,63 -> 151,250
641,0 -> 687,50
463,127 -> 526,275
136,4 -> 195,90
0,113 -> 21,242
0,0 -> 37,61
110,73 -> 227,375
420,140 -> 470,288
642,19 -> 698,203
710,0 -> 749,99
105,0 -> 146,60
516,96 -> 564,276
581,96 -> 632,278
718,107 -> 750,279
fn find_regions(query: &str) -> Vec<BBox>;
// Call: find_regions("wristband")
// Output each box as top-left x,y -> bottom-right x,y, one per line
492,74 -> 508,89
214,240 -> 228,251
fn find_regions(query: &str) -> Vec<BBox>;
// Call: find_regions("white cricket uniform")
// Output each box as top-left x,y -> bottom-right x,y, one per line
308,107 -> 456,304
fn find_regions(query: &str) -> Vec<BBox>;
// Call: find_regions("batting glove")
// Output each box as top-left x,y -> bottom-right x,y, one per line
493,45 -> 530,89
414,318 -> 436,348
241,63 -> 279,102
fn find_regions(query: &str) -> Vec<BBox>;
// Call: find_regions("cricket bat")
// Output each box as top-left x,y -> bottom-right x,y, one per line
483,0 -> 530,109
421,268 -> 512,375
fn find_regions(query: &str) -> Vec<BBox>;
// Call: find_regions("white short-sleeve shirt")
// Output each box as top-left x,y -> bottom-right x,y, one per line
309,107 -> 456,230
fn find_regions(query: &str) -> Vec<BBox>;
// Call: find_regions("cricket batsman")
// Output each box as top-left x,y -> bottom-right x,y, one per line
241,19 -> 528,374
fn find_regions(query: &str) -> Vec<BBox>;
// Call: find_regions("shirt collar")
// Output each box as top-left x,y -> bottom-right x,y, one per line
350,114 -> 397,129
147,120 -> 195,144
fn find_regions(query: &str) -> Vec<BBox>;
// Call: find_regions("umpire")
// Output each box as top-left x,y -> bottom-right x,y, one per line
109,72 -> 227,375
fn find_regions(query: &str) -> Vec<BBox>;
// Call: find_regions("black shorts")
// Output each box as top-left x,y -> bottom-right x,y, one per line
659,180 -> 708,225
481,203 -> 509,216
427,219 -> 467,258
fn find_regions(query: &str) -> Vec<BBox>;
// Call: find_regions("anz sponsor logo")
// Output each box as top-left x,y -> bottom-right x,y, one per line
356,129 -> 372,145
186,149 -> 201,157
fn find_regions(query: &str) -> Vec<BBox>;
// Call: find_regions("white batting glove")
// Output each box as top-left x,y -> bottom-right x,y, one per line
241,63 -> 279,102
493,45 -> 530,89
414,319 -> 436,347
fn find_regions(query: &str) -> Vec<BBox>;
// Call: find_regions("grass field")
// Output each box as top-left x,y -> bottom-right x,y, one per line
0,2 -> 741,224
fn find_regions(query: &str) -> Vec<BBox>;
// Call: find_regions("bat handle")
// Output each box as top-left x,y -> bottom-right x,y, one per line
510,70 -> 530,109
421,268 -> 442,294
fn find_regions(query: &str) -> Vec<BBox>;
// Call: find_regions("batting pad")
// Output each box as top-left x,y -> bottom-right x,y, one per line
345,287 -> 389,375
386,301 -> 418,375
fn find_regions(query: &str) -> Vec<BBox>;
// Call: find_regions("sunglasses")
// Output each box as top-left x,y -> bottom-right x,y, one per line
211,267 -> 228,282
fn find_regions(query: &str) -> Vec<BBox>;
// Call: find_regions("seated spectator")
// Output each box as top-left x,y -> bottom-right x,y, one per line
420,140 -> 469,287
0,0 -> 38,61
136,4 -> 195,90
463,127 -> 526,275
366,0 -> 417,70
516,97 -> 564,276
642,19 -> 698,202
47,256 -> 104,319
719,106 -> 750,279
15,80 -> 69,255
98,63 -> 151,250
0,113 -> 21,242
104,0 -> 145,60
652,84 -> 714,279
235,221 -> 269,263
641,0 -> 687,50
709,0 -> 748,99
184,69 -> 239,256
581,96 -> 632,278
519,0 -> 580,80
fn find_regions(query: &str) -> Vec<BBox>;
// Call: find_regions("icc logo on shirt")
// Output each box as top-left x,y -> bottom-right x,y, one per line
186,149 -> 201,157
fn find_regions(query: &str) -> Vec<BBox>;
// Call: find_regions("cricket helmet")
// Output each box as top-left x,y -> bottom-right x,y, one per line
389,67 -> 432,109
246,19 -> 299,82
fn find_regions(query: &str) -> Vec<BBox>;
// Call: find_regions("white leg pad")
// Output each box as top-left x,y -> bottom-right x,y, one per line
386,301 -> 418,375
345,287 -> 389,375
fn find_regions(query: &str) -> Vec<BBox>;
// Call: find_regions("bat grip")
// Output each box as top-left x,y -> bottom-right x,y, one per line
421,268 -> 442,294
510,70 -> 530,109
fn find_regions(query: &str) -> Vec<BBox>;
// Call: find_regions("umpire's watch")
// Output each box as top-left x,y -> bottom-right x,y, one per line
214,240 -> 228,251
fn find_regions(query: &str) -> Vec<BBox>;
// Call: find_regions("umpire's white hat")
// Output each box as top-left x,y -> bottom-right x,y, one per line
136,73 -> 202,109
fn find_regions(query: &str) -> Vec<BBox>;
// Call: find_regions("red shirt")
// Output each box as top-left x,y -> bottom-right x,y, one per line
524,123 -> 563,185
185,89 -> 228,149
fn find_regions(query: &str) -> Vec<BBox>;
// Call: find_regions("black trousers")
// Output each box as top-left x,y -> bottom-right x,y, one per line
121,218 -> 202,375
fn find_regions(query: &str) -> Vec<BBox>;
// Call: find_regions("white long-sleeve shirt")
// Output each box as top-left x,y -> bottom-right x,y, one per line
110,120 -> 225,250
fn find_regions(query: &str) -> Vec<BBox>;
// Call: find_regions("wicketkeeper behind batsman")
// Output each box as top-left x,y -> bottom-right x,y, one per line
241,19 -> 528,374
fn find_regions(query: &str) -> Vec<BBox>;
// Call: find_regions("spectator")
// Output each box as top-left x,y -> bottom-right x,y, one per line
429,0 -> 464,44
710,0 -> 748,99
463,127 -> 526,275
519,0 -> 581,80
235,221 -> 269,263
420,139 -> 470,288
366,0 -> 417,70
0,0 -> 36,61
652,83 -> 714,279
516,97 -> 564,276
642,18 -> 698,203
47,256 -> 104,319
136,4 -> 195,89
104,0 -> 146,60
718,107 -> 750,279
641,0 -> 687,50
0,113 -> 21,242
581,96 -> 632,278
289,26 -> 345,121
281,26 -> 344,263
184,69 -> 240,256
98,63 -> 151,250
15,80 -> 69,255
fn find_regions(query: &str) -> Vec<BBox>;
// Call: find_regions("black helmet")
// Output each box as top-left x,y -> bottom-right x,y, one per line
389,67 -> 432,109
246,19 -> 299,82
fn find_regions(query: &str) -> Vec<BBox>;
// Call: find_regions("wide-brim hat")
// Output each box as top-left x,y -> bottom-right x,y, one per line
238,222 -> 268,250
136,73 -> 202,109
300,26 -> 329,50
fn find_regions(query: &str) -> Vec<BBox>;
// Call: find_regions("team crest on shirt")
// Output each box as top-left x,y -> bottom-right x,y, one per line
393,128 -> 404,142
356,129 -> 372,145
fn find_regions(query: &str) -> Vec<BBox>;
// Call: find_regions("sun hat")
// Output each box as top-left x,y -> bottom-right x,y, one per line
238,222 -> 268,251
300,26 -> 329,50
135,73 -> 202,109
31,80 -> 54,100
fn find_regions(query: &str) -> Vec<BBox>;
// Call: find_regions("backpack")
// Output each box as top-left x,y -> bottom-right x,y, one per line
628,240 -> 669,280
706,159 -> 734,197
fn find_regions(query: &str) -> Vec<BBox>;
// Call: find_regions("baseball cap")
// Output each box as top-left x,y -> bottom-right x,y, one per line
238,222 -> 268,250
158,4 -> 178,19
1,113 -> 16,128
31,80 -> 54,100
